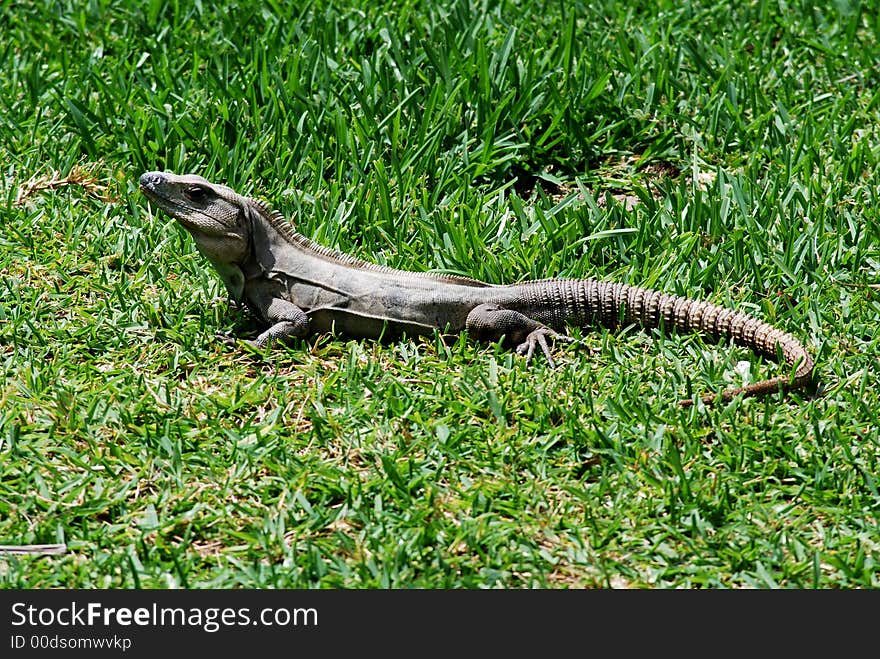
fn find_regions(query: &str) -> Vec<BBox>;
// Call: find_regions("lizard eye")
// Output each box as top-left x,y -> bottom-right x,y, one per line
184,185 -> 209,202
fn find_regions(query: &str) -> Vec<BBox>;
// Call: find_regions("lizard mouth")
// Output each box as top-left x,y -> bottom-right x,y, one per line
140,186 -> 200,231
138,180 -> 165,206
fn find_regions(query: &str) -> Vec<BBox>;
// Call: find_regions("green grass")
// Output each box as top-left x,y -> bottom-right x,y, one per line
1,0 -> 878,588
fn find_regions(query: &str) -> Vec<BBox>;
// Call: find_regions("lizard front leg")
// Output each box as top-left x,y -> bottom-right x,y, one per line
250,297 -> 310,348
465,303 -> 572,368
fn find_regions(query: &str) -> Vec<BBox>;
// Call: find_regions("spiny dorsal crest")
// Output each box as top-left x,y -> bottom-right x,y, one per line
245,197 -> 489,287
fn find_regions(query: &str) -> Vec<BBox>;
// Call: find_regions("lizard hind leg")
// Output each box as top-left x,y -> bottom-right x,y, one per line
465,303 -> 572,368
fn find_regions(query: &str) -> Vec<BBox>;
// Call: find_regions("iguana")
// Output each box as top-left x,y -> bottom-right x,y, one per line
139,171 -> 815,406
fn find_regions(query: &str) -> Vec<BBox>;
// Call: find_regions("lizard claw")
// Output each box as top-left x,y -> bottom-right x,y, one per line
216,330 -> 263,352
215,330 -> 238,346
515,327 -> 573,368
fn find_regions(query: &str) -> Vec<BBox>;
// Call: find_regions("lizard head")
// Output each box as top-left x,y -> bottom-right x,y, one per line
140,171 -> 251,300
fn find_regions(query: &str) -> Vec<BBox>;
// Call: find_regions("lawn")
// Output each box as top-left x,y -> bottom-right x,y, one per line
1,0 -> 878,587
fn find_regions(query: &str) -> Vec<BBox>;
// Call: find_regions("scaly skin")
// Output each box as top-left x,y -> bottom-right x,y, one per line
139,171 -> 815,406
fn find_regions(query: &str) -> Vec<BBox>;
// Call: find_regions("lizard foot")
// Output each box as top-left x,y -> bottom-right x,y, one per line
515,327 -> 573,369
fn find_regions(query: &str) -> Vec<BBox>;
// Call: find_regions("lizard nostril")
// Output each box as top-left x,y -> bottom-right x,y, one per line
139,172 -> 164,188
